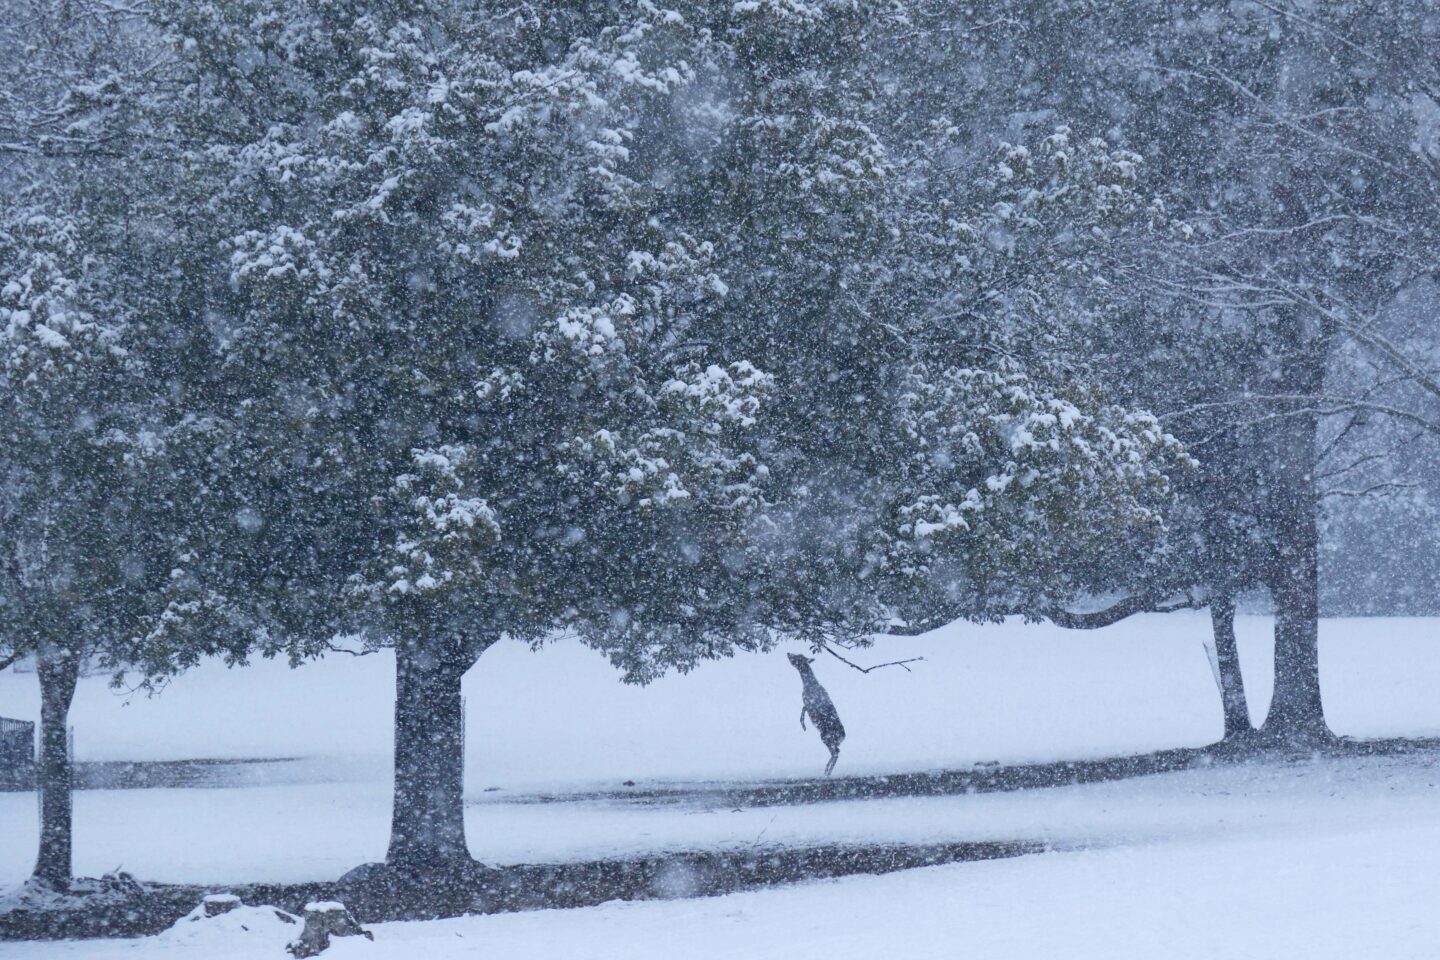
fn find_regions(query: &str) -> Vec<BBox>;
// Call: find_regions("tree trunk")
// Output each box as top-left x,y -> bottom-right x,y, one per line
1262,524 -> 1329,743
385,637 -> 476,875
33,651 -> 80,889
1258,322 -> 1332,745
1209,595 -> 1252,741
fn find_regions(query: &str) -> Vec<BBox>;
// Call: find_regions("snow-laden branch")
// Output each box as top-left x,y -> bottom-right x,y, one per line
1044,591 -> 1206,630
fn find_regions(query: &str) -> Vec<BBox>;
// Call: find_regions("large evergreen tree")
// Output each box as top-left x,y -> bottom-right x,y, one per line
147,0 -> 1187,898
153,0 -> 785,893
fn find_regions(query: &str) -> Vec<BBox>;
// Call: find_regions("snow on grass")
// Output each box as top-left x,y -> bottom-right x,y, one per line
337,818 -> 1440,960
3,615 -> 1440,888
0,610 -> 1247,774
5,614 -> 1440,955
4,613 -> 1440,782
4,750 -> 1438,887
8,780 -> 1440,960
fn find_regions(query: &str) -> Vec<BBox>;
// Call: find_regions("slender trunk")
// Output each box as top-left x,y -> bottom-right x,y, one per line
1209,596 -> 1252,740
1258,322 -> 1331,744
386,637 -> 474,874
33,651 -> 80,889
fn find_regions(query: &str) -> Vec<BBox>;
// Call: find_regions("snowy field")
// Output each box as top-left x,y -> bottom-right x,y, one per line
5,613 -> 1440,957
11,806 -> 1440,960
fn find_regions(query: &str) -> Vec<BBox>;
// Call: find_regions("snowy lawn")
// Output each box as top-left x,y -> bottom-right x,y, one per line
8,758 -> 1440,959
5,614 -> 1440,887
4,614 -> 1440,957
3,613 -> 1439,779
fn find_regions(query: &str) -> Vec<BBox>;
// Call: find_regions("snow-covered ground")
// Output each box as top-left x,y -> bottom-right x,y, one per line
5,613 -> 1440,956
4,613 -> 1440,781
10,756 -> 1440,959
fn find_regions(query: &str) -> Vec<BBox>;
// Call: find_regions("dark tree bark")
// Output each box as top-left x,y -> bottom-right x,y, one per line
1257,326 -> 1332,745
1208,595 -> 1253,741
33,650 -> 80,889
1261,513 -> 1329,743
385,633 -> 495,877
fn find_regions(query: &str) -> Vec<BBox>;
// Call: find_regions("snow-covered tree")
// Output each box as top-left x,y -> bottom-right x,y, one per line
1108,0 -> 1440,744
896,0 -> 1440,746
0,198 -> 144,889
0,0 -> 268,889
873,128 -> 1188,628
0,0 -> 161,890
152,0 -> 1189,896
648,8 -> 1190,652
153,0 -> 782,892
701,111 -> 1190,643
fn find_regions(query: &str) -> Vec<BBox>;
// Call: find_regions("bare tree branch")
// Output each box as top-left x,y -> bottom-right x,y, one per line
1321,481 -> 1421,500
323,641 -> 377,658
818,642 -> 925,674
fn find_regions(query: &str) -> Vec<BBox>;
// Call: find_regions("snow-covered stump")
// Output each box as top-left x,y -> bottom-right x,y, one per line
202,893 -> 241,918
286,901 -> 373,958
